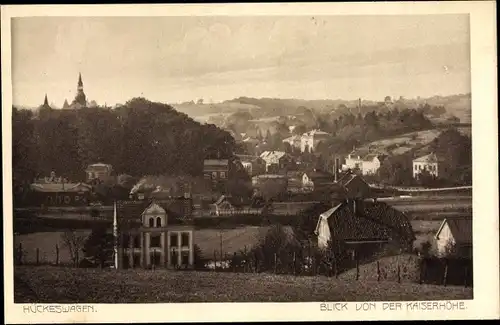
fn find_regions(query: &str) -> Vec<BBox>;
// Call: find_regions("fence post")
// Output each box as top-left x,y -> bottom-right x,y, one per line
153,248 -> 156,271
243,246 -> 247,273
55,244 -> 59,266
36,248 -> 40,266
397,262 -> 401,283
293,252 -> 296,276
377,261 -> 380,282
18,243 -> 23,265
355,256 -> 359,281
213,250 -> 217,272
274,253 -> 277,274
464,264 -> 468,288
443,260 -> 448,287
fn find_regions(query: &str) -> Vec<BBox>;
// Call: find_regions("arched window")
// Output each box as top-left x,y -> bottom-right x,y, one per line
156,217 -> 162,228
148,217 -> 154,227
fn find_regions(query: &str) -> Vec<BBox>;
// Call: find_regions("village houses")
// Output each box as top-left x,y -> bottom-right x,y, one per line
235,154 -> 266,176
434,216 -> 472,258
412,152 -> 441,179
85,163 -> 114,184
300,129 -> 330,153
259,151 -> 295,173
282,135 -> 302,150
314,198 -> 415,257
302,170 -> 335,191
203,159 -> 230,192
343,151 -> 387,175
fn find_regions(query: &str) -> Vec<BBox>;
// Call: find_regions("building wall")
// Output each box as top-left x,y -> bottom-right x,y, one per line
362,158 -> 381,175
317,217 -> 331,249
412,161 -> 439,178
436,223 -> 453,256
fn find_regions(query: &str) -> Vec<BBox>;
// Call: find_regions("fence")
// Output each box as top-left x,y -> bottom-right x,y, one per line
14,242 -> 473,288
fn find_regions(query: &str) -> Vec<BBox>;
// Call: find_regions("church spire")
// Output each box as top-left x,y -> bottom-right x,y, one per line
44,93 -> 49,106
78,72 -> 83,90
72,72 -> 87,108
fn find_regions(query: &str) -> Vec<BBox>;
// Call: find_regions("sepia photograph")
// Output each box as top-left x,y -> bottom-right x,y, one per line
2,2 -> 498,323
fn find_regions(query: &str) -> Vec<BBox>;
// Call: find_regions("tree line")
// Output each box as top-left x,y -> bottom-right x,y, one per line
12,97 -> 237,188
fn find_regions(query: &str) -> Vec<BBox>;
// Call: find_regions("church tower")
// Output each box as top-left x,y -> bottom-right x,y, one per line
41,94 -> 51,110
71,72 -> 87,108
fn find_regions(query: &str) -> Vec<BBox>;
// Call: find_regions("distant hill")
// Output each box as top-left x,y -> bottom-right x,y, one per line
352,125 -> 472,158
175,94 -> 471,124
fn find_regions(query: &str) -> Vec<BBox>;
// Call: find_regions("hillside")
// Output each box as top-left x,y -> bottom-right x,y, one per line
352,125 -> 471,158
15,265 -> 472,303
176,94 -> 471,124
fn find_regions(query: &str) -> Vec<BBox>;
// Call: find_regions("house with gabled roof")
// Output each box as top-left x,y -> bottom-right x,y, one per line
260,151 -> 295,173
336,172 -> 372,199
302,169 -> 335,191
434,216 -> 472,258
314,199 -> 415,254
412,152 -> 443,179
116,197 -> 194,269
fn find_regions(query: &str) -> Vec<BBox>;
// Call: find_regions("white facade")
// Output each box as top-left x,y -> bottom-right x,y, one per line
300,129 -> 330,153
343,154 -> 384,175
412,153 -> 439,179
282,135 -> 301,149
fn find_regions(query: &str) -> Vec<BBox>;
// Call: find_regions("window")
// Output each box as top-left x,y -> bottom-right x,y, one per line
148,217 -> 154,227
133,254 -> 141,268
156,217 -> 162,227
181,232 -> 190,247
181,251 -> 189,267
419,165 -> 422,170
415,165 -> 418,171
170,233 -> 179,247
220,172 -> 226,179
122,234 -> 130,248
133,235 -> 141,248
151,251 -> 161,267
170,250 -> 178,267
212,172 -> 217,179
150,234 -> 161,248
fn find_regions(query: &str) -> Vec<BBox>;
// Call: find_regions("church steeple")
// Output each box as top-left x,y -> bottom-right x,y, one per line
78,72 -> 83,90
72,72 -> 87,108
43,94 -> 49,106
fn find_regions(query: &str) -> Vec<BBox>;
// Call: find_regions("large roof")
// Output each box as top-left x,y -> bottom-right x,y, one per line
260,151 -> 287,162
204,159 -> 229,166
413,153 -> 440,163
315,200 -> 415,244
116,198 -> 193,226
303,129 -> 330,137
435,216 -> 472,245
30,182 -> 92,193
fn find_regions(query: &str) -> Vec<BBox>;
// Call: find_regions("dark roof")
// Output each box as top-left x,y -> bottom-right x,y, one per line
116,197 -> 193,226
319,200 -> 415,244
305,170 -> 335,182
435,216 -> 472,245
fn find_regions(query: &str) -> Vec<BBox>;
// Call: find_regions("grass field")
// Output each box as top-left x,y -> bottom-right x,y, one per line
14,265 -> 473,303
14,226 -> 274,265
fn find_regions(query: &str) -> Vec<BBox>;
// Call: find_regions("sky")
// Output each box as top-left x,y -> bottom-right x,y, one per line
11,15 -> 470,108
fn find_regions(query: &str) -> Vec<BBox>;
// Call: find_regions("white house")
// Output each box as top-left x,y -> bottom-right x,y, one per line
434,217 -> 472,258
300,129 -> 330,153
259,151 -> 294,172
342,152 -> 386,175
282,135 -> 302,150
412,153 -> 440,179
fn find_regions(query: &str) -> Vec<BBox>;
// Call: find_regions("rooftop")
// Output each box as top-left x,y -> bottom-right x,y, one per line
413,153 -> 441,163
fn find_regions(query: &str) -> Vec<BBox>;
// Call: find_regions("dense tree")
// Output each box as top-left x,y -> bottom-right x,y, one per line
82,225 -> 114,268
12,98 -> 238,182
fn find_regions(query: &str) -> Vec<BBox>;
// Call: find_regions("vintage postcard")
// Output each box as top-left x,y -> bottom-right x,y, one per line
2,2 -> 498,323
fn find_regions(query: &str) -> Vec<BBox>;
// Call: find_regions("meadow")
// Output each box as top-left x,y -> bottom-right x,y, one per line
14,265 -> 473,303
